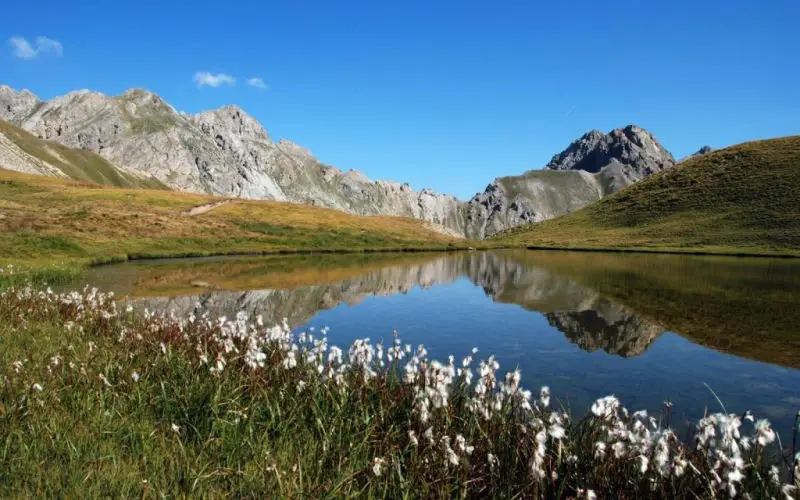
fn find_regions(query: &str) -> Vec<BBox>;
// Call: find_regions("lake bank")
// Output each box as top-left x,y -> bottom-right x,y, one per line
1,284 -> 797,497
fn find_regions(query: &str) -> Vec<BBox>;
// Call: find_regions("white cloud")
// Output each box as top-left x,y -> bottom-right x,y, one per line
193,72 -> 236,88
246,77 -> 268,89
8,36 -> 63,59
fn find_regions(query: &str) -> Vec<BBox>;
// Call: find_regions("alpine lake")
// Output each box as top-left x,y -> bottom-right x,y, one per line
62,250 -> 800,435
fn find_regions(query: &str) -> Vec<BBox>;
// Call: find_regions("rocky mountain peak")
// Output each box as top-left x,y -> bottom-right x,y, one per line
545,124 -> 675,176
0,86 -> 41,123
193,105 -> 270,143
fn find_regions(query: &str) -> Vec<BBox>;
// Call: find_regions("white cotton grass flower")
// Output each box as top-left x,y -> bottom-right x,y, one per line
31,383 -> 43,392
171,423 -> 181,433
594,441 -> 607,459
371,457 -> 385,477
755,419 -> 776,446
131,371 -> 140,382
577,489 -> 597,500
539,386 -> 550,408
487,453 -> 499,469
408,430 -> 418,447
769,465 -> 781,485
637,455 -> 649,474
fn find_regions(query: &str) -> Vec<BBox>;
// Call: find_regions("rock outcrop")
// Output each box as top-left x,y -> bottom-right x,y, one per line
465,126 -> 677,238
0,85 -> 677,238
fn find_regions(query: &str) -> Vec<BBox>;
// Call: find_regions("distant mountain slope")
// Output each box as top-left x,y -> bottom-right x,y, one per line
0,85 -> 676,238
0,85 -> 468,237
0,120 -> 167,189
497,136 -> 800,254
464,126 -> 676,238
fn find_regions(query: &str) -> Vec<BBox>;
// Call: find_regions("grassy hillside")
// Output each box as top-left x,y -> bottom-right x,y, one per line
0,120 -> 167,190
0,169 -> 465,273
497,136 -> 800,255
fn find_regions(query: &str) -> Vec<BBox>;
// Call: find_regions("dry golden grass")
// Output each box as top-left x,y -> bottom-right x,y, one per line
0,169 -> 467,269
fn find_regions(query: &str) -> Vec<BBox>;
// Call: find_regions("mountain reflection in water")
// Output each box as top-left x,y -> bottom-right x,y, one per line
74,250 -> 800,368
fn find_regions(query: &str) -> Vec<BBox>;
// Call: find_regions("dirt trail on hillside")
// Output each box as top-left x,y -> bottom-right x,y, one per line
182,200 -> 232,216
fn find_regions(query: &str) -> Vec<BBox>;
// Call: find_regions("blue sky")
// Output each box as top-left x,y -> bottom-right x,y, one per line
2,0 -> 798,199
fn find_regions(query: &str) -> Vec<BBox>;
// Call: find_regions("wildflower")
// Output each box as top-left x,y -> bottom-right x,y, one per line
296,381 -> 306,393
769,465 -> 780,485
455,434 -> 474,455
171,423 -> 181,433
728,469 -> 744,483
131,372 -> 140,382
446,446 -> 460,466
637,455 -> 649,474
31,383 -> 43,392
540,386 -> 550,408
673,459 -> 687,477
12,360 -> 23,374
755,419 -> 776,446
591,395 -> 621,420
594,441 -> 607,459
371,457 -> 385,477
408,430 -> 418,447
549,423 -> 565,440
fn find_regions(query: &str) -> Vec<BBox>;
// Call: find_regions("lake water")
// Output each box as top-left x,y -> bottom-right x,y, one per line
70,250 -> 800,435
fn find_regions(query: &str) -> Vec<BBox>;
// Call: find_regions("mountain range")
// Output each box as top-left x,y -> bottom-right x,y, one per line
0,85 -> 691,238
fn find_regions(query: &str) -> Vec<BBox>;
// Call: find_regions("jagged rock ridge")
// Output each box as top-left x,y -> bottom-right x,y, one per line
0,85 -> 679,238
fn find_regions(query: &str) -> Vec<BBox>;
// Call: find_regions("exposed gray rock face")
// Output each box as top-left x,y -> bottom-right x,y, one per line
0,85 -> 676,238
681,145 -> 714,162
464,126 -> 676,238
693,145 -> 713,156
544,125 -> 675,177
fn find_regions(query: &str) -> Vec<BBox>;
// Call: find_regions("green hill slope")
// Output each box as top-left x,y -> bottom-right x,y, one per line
496,136 -> 800,255
0,119 -> 167,189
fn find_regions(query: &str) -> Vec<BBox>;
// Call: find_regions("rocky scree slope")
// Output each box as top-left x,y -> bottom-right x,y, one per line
1,85 -> 675,238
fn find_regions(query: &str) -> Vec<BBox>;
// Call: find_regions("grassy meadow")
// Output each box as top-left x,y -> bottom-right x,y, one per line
0,168 -> 471,283
1,283 -> 798,497
497,136 -> 800,256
